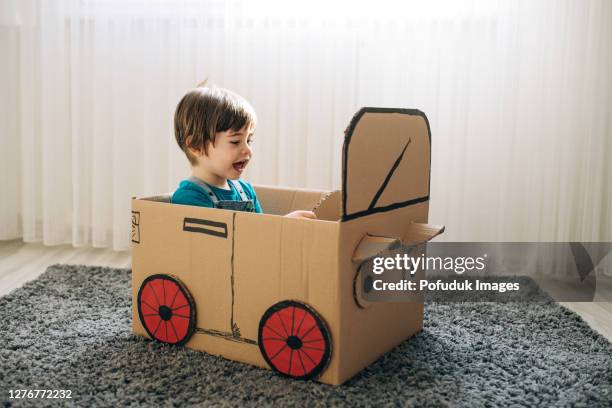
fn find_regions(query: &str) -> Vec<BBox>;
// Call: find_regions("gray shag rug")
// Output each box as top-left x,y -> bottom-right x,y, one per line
1,265 -> 611,408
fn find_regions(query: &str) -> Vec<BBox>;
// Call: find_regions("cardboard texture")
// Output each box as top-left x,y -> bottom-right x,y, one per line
131,107 -> 444,385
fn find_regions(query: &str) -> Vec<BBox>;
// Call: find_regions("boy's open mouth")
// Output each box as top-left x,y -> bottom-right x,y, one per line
233,160 -> 248,172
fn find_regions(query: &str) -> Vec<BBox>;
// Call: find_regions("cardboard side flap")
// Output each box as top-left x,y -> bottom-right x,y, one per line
139,193 -> 172,203
252,185 -> 295,215
138,186 -> 332,216
352,234 -> 401,263
401,222 -> 445,247
253,184 -> 329,215
290,190 -> 330,213
313,190 -> 341,221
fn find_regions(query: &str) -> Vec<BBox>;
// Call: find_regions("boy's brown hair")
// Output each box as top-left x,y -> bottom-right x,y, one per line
174,83 -> 257,165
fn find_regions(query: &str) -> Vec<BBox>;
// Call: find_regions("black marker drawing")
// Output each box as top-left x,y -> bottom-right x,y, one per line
131,211 -> 140,243
183,217 -> 228,238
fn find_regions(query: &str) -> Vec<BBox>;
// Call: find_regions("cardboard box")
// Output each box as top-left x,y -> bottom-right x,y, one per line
131,107 -> 444,385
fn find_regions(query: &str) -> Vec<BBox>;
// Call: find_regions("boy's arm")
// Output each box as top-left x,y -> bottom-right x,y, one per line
285,210 -> 316,219
253,194 -> 263,213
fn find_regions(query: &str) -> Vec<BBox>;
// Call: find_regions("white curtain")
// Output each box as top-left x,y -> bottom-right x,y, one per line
0,0 -> 610,250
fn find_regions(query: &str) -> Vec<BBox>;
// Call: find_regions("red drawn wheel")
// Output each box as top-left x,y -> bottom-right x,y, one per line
137,274 -> 196,346
258,300 -> 331,380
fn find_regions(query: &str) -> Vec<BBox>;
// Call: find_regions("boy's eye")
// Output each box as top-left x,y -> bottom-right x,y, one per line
230,139 -> 254,145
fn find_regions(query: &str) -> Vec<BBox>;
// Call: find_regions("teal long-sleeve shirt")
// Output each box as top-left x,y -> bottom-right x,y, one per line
171,178 -> 263,213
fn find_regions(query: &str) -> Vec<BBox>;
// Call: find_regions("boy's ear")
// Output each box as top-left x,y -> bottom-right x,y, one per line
185,135 -> 207,157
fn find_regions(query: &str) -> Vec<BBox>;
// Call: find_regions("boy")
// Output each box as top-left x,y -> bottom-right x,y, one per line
172,84 -> 316,219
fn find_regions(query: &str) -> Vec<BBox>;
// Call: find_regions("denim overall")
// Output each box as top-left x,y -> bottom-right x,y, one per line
187,176 -> 255,212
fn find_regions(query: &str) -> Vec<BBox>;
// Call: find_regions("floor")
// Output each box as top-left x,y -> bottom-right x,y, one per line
0,240 -> 131,296
0,240 -> 610,341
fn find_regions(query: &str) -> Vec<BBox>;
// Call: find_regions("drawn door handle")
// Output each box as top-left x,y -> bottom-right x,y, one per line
183,217 -> 228,238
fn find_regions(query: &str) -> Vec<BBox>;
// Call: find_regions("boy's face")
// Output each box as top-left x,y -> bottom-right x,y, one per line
193,124 -> 255,183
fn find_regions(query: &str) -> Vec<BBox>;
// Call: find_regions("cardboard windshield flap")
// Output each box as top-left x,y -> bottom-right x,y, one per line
131,107 -> 444,385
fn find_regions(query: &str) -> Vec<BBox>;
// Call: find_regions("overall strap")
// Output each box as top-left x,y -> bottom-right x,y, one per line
228,179 -> 249,201
188,176 -> 219,205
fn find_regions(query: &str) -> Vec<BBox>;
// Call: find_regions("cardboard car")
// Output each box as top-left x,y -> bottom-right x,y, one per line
131,107 -> 445,385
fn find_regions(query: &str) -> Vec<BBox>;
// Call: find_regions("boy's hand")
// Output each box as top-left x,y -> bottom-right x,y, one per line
285,210 -> 317,220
